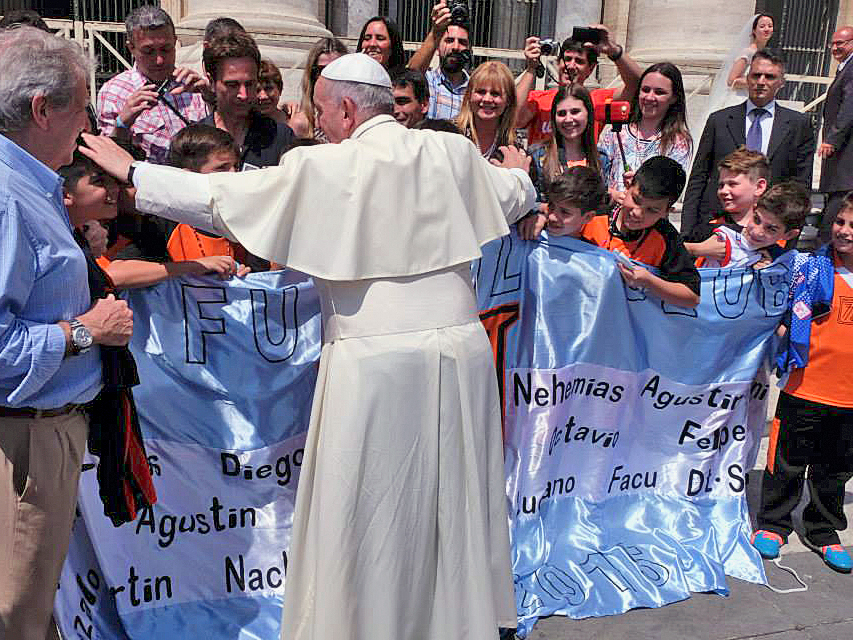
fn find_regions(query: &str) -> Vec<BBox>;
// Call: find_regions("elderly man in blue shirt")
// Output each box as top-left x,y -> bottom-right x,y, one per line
0,27 -> 133,640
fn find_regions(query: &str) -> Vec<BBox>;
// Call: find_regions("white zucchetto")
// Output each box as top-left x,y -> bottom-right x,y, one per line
320,52 -> 392,88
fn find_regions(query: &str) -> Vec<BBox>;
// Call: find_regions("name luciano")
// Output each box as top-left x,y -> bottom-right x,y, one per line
513,372 -> 624,407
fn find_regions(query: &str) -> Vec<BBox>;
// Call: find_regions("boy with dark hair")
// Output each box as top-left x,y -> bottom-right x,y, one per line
753,193 -> 853,573
582,156 -> 700,308
167,123 -> 240,172
391,69 -> 430,128
165,124 -> 272,271
59,150 -> 247,287
691,180 -> 808,269
536,166 -> 607,237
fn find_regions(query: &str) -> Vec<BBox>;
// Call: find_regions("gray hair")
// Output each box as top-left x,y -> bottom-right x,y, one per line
326,80 -> 394,119
0,27 -> 90,134
126,5 -> 174,41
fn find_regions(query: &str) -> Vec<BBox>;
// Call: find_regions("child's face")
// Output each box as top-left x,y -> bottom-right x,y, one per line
619,184 -> 670,232
717,169 -> 765,215
197,151 -> 239,174
743,207 -> 798,250
546,199 -> 593,236
66,171 -> 119,225
832,207 -> 853,256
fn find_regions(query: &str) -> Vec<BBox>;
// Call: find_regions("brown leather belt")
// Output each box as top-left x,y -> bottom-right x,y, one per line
0,403 -> 84,419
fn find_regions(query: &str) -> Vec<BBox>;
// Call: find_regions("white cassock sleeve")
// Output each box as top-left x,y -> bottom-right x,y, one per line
501,167 -> 537,224
131,123 -> 537,280
133,163 -> 233,239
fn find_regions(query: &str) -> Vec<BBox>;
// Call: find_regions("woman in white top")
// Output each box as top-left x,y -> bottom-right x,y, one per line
695,13 -> 775,136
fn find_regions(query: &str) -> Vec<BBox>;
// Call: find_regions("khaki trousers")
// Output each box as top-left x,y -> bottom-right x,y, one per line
0,410 -> 88,640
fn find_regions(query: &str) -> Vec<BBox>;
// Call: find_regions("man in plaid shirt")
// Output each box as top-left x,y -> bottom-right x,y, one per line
407,3 -> 471,121
97,6 -> 208,164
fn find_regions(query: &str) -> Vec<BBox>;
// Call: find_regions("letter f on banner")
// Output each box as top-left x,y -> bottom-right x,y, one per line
182,284 -> 227,364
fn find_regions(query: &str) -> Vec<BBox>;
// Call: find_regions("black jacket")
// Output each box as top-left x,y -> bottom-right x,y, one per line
681,102 -> 814,236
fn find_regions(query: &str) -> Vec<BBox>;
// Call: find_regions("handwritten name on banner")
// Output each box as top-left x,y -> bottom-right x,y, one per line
475,231 -> 788,636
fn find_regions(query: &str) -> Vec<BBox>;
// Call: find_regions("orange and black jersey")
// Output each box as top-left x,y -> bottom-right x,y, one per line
582,212 -> 701,296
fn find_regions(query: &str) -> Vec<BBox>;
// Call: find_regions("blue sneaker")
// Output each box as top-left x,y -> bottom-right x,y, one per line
751,530 -> 784,559
821,544 -> 852,573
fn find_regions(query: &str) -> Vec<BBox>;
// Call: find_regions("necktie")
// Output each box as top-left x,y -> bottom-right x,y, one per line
746,108 -> 768,151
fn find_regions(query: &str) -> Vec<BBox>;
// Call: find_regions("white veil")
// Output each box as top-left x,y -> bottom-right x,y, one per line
690,15 -> 756,139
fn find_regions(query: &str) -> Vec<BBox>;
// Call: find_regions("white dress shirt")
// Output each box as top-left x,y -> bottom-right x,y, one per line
745,99 -> 776,155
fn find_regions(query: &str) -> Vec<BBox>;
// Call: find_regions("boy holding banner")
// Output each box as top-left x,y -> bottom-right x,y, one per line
693,182 -> 809,269
581,155 -> 701,308
520,165 -> 608,238
753,199 -> 853,573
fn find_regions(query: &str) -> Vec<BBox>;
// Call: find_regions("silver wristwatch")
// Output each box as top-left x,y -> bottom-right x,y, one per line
69,318 -> 94,355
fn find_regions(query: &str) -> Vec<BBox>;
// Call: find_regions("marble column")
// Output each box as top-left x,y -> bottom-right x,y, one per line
174,0 -> 332,101
554,1 -> 600,43
343,0 -> 379,38
619,0 -> 755,137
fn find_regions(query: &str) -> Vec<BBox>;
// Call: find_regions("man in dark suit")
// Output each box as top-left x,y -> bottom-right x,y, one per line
682,49 -> 815,238
819,26 -> 853,241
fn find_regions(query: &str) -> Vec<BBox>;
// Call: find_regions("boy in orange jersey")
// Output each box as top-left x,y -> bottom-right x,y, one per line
582,156 -> 700,308
519,165 -> 608,239
165,124 -> 275,271
752,196 -> 853,573
59,151 -> 248,287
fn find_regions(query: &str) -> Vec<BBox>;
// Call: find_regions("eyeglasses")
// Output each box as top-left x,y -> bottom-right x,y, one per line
310,64 -> 327,84
830,37 -> 853,48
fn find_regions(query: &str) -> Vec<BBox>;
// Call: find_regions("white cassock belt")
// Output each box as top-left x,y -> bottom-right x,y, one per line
320,265 -> 480,341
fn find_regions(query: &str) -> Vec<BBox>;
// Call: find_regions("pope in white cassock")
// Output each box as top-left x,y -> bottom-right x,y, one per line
82,53 -> 536,640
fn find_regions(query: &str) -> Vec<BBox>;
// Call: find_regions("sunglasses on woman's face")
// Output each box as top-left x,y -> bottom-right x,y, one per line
311,65 -> 327,84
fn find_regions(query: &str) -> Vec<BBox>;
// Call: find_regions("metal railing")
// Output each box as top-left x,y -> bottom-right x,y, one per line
35,16 -> 837,127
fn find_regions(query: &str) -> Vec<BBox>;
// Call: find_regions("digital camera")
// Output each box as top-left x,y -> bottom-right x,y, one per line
538,38 -> 558,56
446,0 -> 469,24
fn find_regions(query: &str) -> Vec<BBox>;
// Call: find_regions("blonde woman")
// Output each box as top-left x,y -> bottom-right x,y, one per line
456,61 -> 518,159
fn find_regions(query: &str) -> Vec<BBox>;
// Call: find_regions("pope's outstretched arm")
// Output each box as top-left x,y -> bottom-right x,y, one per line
484,145 -> 537,224
79,133 -> 538,275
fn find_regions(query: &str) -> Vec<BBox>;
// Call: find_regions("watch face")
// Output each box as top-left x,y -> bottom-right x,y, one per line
73,325 -> 94,349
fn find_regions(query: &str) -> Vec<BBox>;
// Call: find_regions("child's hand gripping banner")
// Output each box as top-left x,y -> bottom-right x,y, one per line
475,230 -> 789,637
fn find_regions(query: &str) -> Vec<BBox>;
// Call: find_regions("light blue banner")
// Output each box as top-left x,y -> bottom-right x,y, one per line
56,233 -> 791,639
475,230 -> 790,636
55,270 -> 320,640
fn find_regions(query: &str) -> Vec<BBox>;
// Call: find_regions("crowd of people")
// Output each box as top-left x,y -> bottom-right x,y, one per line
1,3 -> 853,640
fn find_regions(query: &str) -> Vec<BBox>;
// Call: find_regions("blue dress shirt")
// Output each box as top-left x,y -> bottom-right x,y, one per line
0,135 -> 102,408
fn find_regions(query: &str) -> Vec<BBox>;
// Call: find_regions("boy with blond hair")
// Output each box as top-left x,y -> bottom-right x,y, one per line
697,182 -> 809,269
685,147 -> 769,263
